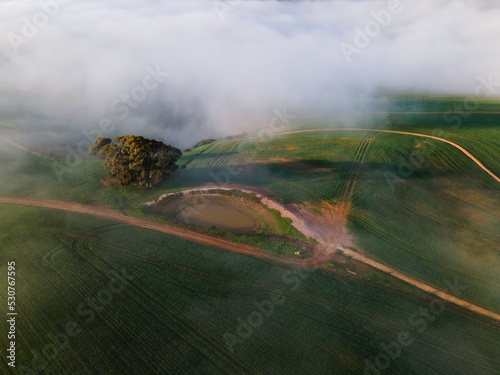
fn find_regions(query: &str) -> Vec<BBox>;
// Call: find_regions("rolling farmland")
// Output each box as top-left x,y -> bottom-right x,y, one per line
2,1 -> 500,373
0,97 -> 499,374
166,109 -> 500,317
1,205 -> 499,374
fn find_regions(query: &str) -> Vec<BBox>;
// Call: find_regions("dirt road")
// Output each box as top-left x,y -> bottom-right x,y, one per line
339,247 -> 500,322
2,195 -> 500,323
0,135 -> 52,162
275,128 -> 500,183
0,196 -> 303,266
0,136 -> 38,157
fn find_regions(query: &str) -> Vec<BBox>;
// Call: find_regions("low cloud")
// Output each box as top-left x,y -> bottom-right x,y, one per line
0,0 -> 499,147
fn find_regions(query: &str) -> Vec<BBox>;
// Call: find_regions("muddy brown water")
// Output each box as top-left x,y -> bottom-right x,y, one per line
175,203 -> 258,232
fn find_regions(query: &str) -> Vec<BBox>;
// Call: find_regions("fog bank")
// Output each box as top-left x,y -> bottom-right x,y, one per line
0,0 -> 499,147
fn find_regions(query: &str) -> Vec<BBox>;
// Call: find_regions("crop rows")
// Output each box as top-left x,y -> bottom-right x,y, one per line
2,205 -> 500,374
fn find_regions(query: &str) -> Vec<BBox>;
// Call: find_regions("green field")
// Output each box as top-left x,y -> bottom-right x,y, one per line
171,131 -> 362,204
347,131 -> 500,312
1,96 -> 499,374
164,100 -> 500,313
1,205 -> 499,374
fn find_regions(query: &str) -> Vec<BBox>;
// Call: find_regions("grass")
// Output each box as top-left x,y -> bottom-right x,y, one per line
163,102 -> 500,315
166,131 -> 365,205
144,192 -> 312,258
345,129 -> 500,313
1,100 -> 499,313
0,140 -> 131,206
1,204 -> 499,374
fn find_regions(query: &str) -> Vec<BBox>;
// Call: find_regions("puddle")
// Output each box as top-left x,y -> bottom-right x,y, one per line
176,203 -> 258,232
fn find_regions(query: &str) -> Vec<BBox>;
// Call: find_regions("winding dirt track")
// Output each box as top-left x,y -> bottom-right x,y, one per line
275,128 -> 500,183
0,196 -> 304,266
273,127 -> 500,321
0,136 -> 38,156
339,247 -> 500,322
1,128 -> 499,322
1,195 -> 500,323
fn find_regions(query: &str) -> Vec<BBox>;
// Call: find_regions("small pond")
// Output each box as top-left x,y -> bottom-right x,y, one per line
176,203 -> 258,232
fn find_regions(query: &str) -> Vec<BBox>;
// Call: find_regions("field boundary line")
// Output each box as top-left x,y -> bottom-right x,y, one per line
274,128 -> 500,183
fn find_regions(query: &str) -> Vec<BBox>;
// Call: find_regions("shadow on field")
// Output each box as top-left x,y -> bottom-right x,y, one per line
184,151 -> 239,160
173,158 -> 460,188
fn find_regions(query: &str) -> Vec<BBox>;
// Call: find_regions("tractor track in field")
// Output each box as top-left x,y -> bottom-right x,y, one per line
1,126 -> 499,322
338,123 -> 390,216
337,117 -> 393,213
2,195 -> 500,323
337,130 -> 377,212
275,128 -> 500,183
268,126 -> 500,322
